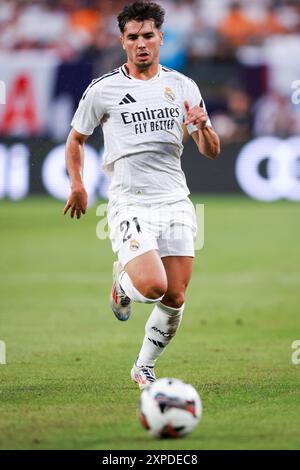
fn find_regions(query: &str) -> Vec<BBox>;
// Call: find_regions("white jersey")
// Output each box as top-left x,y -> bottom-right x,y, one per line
71,64 -> 211,203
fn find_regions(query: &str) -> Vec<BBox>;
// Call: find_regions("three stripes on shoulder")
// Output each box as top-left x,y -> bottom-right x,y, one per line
119,93 -> 136,105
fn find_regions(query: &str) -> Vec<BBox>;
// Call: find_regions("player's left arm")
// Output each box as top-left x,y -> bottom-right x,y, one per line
184,101 -> 220,159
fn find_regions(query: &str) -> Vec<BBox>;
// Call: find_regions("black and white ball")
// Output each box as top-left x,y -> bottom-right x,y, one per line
139,378 -> 202,438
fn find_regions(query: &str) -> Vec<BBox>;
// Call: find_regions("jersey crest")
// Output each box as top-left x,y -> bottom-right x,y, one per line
164,87 -> 176,103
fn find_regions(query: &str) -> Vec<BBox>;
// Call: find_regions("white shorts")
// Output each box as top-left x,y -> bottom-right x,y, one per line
107,198 -> 197,267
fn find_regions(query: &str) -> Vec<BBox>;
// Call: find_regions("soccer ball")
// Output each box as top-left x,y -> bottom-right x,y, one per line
139,378 -> 202,438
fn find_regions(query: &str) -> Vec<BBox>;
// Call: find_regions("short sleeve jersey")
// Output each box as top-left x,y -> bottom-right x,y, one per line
71,64 -> 211,203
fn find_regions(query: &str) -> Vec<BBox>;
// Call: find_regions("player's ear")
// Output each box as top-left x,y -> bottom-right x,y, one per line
120,35 -> 126,50
160,31 -> 164,46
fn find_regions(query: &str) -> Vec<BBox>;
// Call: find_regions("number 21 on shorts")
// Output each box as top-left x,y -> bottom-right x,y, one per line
120,217 -> 141,242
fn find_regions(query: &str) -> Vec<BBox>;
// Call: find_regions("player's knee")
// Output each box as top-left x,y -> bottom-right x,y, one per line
162,291 -> 185,309
141,278 -> 168,300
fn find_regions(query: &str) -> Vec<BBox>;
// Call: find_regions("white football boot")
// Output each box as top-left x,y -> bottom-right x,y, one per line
131,361 -> 156,390
110,261 -> 132,321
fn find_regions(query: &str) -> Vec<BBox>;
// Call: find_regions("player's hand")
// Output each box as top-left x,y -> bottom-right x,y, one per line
184,100 -> 208,130
63,185 -> 88,219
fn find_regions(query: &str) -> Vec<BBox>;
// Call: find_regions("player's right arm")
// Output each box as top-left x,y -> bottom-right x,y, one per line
64,80 -> 104,219
64,129 -> 89,219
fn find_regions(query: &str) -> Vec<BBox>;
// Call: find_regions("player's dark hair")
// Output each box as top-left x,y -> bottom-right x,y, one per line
117,1 -> 165,33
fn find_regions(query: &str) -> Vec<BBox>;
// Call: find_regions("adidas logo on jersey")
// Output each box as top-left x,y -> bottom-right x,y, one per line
119,94 -> 136,105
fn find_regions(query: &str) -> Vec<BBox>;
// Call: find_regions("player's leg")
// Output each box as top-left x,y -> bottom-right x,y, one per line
108,203 -> 168,321
132,256 -> 192,359
123,249 -> 168,300
161,255 -> 193,308
131,256 -> 193,389
110,248 -> 168,321
131,202 -> 196,389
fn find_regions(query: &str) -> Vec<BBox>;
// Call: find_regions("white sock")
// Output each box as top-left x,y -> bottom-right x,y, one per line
136,301 -> 185,367
119,271 -> 163,304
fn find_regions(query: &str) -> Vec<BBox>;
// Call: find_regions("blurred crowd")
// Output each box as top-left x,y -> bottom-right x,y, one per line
1,0 -> 300,141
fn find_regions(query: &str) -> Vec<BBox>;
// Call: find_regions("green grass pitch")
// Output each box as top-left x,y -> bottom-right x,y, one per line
0,195 -> 300,450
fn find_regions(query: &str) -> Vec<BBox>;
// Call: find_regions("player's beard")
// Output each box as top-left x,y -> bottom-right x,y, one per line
135,58 -> 153,71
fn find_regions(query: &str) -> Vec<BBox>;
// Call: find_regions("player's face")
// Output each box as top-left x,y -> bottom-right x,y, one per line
121,20 -> 163,70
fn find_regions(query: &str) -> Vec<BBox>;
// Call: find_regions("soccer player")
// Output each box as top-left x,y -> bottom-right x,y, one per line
64,1 -> 220,390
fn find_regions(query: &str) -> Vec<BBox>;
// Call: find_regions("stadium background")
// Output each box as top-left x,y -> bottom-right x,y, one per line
1,0 -> 300,451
